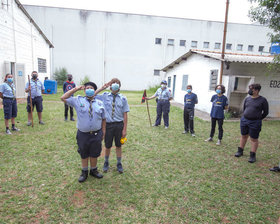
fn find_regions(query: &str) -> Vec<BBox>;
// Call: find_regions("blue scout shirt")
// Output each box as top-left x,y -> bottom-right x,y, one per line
184,93 -> 198,109
0,82 -> 16,98
95,92 -> 130,123
210,94 -> 228,119
25,79 -> 45,98
66,96 -> 105,132
155,87 -> 172,100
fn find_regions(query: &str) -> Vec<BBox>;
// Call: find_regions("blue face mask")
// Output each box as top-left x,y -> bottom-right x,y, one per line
85,89 -> 95,97
111,83 -> 120,91
216,89 -> 222,94
187,89 -> 191,93
7,78 -> 13,83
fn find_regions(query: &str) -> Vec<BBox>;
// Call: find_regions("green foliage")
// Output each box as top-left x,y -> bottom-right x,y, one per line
147,84 -> 161,93
53,67 -> 68,85
79,75 -> 90,85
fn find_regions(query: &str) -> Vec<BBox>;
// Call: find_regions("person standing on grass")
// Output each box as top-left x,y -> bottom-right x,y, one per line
145,80 -> 172,129
94,78 -> 130,173
0,73 -> 20,134
205,85 -> 228,146
182,85 -> 198,137
61,82 -> 106,183
235,84 -> 269,163
25,71 -> 45,126
63,74 -> 76,121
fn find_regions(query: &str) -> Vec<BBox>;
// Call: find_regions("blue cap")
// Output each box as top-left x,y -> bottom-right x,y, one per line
161,80 -> 167,85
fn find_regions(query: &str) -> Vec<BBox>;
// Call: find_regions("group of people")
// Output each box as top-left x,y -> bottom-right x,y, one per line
1,74 -> 279,183
0,71 -> 45,134
146,80 -> 272,165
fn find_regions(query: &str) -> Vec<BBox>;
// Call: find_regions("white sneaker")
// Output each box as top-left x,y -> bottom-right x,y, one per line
191,133 -> 196,137
205,137 -> 213,142
216,140 -> 221,145
165,126 -> 168,129
6,129 -> 12,135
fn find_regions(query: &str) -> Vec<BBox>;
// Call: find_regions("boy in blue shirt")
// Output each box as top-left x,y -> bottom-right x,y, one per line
63,74 -> 76,121
182,85 -> 198,136
61,82 -> 106,183
94,78 -> 130,173
0,73 -> 20,134
205,85 -> 228,145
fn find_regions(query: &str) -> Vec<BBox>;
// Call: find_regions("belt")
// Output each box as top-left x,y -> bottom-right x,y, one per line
107,121 -> 123,124
158,99 -> 169,101
79,129 -> 101,135
3,97 -> 15,100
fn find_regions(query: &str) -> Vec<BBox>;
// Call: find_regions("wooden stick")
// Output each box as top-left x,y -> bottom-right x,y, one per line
146,98 -> 152,127
28,75 -> 34,127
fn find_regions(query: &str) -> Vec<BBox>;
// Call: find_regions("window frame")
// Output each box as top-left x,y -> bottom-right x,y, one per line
154,69 -> 160,76
191,41 -> 198,48
167,39 -> 174,46
180,40 -> 186,47
38,58 -> 47,73
214,42 -> 221,49
155,38 -> 162,45
203,41 -> 210,49
209,69 -> 218,91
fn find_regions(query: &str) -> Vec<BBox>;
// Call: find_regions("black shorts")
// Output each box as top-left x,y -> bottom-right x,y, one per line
3,98 -> 17,119
76,129 -> 103,159
27,96 -> 43,113
240,117 -> 262,139
105,122 -> 124,148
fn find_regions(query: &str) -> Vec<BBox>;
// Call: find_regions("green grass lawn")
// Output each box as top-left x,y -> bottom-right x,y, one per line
0,88 -> 279,223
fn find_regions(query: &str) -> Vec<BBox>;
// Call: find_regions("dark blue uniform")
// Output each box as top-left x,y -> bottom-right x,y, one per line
154,87 -> 172,127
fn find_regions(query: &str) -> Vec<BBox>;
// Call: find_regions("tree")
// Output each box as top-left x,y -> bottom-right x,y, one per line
53,67 -> 68,85
249,0 -> 280,71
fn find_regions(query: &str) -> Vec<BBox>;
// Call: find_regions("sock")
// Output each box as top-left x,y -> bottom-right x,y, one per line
82,167 -> 88,171
6,127 -> 9,130
90,167 -> 97,170
105,156 -> 109,163
117,157 -> 122,164
12,124 -> 15,129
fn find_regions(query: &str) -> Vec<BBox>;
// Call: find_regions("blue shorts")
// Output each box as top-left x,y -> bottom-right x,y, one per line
27,96 -> 43,112
240,117 -> 262,139
3,98 -> 17,119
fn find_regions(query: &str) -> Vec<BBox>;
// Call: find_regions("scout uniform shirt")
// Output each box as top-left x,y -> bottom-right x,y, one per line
155,87 -> 172,100
0,82 -> 16,98
210,94 -> 228,119
95,92 -> 130,123
25,79 -> 45,98
66,96 -> 105,132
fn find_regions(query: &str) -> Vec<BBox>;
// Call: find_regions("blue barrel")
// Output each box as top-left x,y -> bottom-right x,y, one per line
44,80 -> 57,94
271,42 -> 280,55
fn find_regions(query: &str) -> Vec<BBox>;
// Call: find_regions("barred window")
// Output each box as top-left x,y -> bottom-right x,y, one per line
154,69 -> 160,76
209,70 -> 218,90
182,75 -> 189,91
38,58 -> 47,73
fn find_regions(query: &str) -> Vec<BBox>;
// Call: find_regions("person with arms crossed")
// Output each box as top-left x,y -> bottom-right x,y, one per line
63,74 -> 76,121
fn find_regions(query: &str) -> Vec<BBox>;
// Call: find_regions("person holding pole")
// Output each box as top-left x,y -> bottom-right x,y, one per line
0,73 -> 20,134
61,82 -> 106,182
25,71 -> 45,126
94,78 -> 130,173
146,80 -> 172,129
182,85 -> 198,136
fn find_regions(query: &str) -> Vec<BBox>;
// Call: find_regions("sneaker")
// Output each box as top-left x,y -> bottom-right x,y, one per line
89,168 -> 103,178
248,152 -> 256,163
182,130 -> 189,134
165,126 -> 168,129
70,117 -> 75,121
27,121 -> 32,126
117,163 -> 123,173
235,147 -> 244,157
39,121 -> 45,125
205,137 -> 213,142
12,127 -> 20,131
191,133 -> 196,137
103,161 -> 109,172
64,117 -> 68,121
152,124 -> 158,127
6,129 -> 12,135
216,140 -> 221,145
269,166 -> 280,172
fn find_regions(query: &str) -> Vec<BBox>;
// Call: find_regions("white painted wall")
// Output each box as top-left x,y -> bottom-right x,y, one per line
24,5 -> 272,90
164,54 -> 280,117
0,0 -> 51,98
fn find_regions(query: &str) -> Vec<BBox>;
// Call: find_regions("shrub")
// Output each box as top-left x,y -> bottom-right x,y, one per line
53,67 -> 68,85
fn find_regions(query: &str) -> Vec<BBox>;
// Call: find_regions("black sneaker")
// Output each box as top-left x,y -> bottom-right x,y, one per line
90,168 -> 103,179
78,170 -> 88,183
117,163 -> 123,173
235,147 -> 244,157
248,152 -> 256,163
70,117 -> 75,121
269,166 -> 280,172
103,161 -> 109,172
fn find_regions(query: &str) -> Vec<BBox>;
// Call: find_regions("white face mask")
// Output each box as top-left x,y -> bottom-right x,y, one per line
161,84 -> 166,88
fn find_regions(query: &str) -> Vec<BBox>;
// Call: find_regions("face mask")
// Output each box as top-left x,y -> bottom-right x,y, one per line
216,89 -> 221,94
187,89 -> 191,93
68,78 -> 72,81
7,78 -> 13,83
248,89 -> 253,95
111,83 -> 120,91
161,84 -> 166,88
85,89 -> 95,97
32,74 -> 38,79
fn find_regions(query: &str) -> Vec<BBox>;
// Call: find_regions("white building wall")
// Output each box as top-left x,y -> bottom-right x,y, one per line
0,0 -> 51,97
23,5 -> 272,90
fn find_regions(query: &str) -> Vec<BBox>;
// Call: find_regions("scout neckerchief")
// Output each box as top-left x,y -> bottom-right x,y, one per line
111,94 -> 117,118
32,79 -> 38,94
6,82 -> 15,98
87,98 -> 94,118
